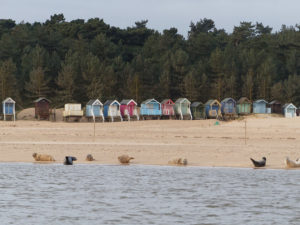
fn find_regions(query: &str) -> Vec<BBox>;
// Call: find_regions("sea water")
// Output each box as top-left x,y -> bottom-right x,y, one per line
0,163 -> 299,225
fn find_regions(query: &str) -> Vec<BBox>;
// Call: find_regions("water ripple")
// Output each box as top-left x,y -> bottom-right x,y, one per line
0,164 -> 299,224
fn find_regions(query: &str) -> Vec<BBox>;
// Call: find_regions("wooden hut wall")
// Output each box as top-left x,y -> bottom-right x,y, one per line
205,100 -> 221,118
284,104 -> 297,118
221,98 -> 236,114
120,101 -> 136,117
253,101 -> 267,114
35,99 -> 50,119
86,104 -> 102,117
270,102 -> 282,114
237,103 -> 251,114
3,102 -> 14,115
161,100 -> 175,116
140,100 -> 161,116
104,102 -> 120,117
191,103 -> 205,119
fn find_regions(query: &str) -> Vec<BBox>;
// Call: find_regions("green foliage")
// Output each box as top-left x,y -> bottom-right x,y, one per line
1,14 -> 300,108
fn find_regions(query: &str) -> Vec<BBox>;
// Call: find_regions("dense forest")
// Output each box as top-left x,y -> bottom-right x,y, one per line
1,14 -> 300,109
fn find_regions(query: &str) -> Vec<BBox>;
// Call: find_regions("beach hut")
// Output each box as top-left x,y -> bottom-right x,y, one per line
86,99 -> 104,122
120,99 -> 139,121
283,103 -> 297,118
63,103 -> 84,122
2,97 -> 15,121
269,100 -> 282,114
103,100 -> 122,122
191,102 -> 206,120
204,99 -> 222,119
34,97 -> 51,120
174,98 -> 192,120
140,99 -> 161,119
161,99 -> 175,118
236,97 -> 251,115
221,98 -> 236,118
253,99 -> 268,114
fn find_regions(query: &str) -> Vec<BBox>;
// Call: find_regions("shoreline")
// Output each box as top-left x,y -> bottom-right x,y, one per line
0,117 -> 300,169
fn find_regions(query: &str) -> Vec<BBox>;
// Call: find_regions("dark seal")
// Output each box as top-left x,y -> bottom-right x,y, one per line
250,157 -> 266,167
64,156 -> 77,165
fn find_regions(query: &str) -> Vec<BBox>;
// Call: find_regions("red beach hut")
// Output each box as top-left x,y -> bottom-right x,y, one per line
161,99 -> 175,117
120,99 -> 139,121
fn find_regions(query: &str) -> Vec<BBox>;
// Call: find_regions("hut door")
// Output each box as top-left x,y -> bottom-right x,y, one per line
110,105 -> 118,116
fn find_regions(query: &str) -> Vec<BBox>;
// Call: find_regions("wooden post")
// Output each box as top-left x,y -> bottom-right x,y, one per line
245,118 -> 247,145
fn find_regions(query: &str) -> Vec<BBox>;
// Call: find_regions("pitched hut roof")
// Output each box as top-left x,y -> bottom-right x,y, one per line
191,102 -> 203,107
269,100 -> 281,105
120,99 -> 137,105
175,98 -> 191,104
87,99 -> 103,106
205,99 -> 220,106
104,100 -> 120,106
221,97 -> 235,103
2,97 -> 15,104
283,103 -> 297,109
141,99 -> 160,105
161,99 -> 175,105
237,97 -> 251,104
34,97 -> 51,103
254,99 -> 268,104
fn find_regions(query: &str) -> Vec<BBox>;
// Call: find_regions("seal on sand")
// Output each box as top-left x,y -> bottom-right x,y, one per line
118,155 -> 134,164
168,158 -> 188,166
86,154 -> 95,161
32,153 -> 55,162
285,157 -> 300,168
64,156 -> 77,165
250,157 -> 266,167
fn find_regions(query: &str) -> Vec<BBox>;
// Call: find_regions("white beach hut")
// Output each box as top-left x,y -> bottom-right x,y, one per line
283,103 -> 297,118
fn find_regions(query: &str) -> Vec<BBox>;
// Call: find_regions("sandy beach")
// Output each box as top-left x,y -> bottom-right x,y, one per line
0,115 -> 300,169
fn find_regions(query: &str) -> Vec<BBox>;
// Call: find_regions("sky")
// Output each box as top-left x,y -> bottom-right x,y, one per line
1,0 -> 300,36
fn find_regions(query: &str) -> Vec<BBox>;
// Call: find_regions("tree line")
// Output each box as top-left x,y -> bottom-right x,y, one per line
0,14 -> 300,109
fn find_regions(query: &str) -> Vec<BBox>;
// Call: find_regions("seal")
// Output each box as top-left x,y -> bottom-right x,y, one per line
86,154 -> 95,161
285,157 -> 300,168
118,155 -> 134,164
168,158 -> 188,166
32,153 -> 55,162
250,157 -> 266,167
64,156 -> 77,165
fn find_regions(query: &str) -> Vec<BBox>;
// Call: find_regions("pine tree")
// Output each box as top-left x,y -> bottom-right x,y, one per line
0,59 -> 17,100
25,67 -> 50,99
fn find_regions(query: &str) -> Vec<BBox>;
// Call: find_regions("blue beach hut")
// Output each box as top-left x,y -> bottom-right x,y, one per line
221,98 -> 236,115
205,99 -> 221,119
2,97 -> 15,121
140,99 -> 161,119
86,99 -> 104,121
103,100 -> 122,122
253,99 -> 268,114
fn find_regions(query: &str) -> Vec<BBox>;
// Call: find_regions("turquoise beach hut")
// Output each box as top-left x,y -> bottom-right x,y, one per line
86,99 -> 104,121
253,99 -> 268,114
140,99 -> 161,119
174,98 -> 192,120
2,97 -> 15,121
236,97 -> 251,115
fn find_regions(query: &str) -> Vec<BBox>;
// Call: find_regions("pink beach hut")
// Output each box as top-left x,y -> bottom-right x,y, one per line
120,99 -> 139,121
161,99 -> 175,117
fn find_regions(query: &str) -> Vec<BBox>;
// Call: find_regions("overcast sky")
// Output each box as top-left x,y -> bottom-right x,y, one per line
1,0 -> 300,36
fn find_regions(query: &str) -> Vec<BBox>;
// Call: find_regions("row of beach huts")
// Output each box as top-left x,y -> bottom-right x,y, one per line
1,97 -> 299,122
